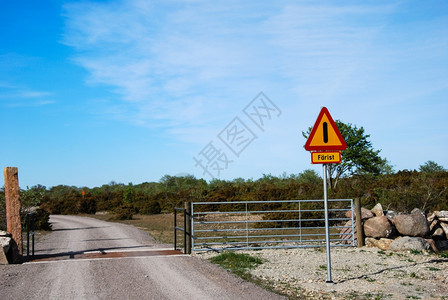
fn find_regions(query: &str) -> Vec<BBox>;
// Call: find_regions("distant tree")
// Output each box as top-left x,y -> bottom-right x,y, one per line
257,174 -> 279,183
419,160 -> 446,173
297,169 -> 321,184
123,184 -> 135,204
21,185 -> 47,209
303,121 -> 393,189
158,174 -> 207,208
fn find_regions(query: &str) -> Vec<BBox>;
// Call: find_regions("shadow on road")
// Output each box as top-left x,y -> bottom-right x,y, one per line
52,226 -> 111,231
81,238 -> 132,242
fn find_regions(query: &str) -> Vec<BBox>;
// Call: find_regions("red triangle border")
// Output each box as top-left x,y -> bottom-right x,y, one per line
304,107 -> 347,151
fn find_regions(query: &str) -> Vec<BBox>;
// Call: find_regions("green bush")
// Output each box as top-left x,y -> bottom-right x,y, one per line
143,201 -> 162,215
112,205 -> 135,220
33,208 -> 52,230
78,196 -> 97,214
1,188 -> 6,231
0,209 -> 5,231
22,208 -> 52,231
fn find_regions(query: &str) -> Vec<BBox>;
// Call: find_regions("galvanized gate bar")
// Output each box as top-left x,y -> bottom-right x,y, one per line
194,218 -> 349,224
190,199 -> 354,252
26,212 -> 35,259
192,199 -> 349,205
173,207 -> 186,253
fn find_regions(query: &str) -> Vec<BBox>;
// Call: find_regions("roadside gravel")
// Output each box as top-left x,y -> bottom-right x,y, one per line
195,247 -> 448,299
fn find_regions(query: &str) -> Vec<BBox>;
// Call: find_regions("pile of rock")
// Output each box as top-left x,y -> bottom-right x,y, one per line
428,211 -> 448,239
0,230 -> 12,264
340,204 -> 448,252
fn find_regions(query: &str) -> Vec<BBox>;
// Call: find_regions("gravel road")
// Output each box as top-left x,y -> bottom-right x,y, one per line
0,215 -> 285,300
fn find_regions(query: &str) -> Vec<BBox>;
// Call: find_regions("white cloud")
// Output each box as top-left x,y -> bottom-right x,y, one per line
3,99 -> 56,108
0,84 -> 55,107
62,1 -> 398,120
63,1 -> 279,133
0,89 -> 52,99
62,0 -> 448,175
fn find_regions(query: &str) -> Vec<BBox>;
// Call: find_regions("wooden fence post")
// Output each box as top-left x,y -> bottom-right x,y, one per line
355,198 -> 364,247
185,201 -> 192,254
4,167 -> 22,263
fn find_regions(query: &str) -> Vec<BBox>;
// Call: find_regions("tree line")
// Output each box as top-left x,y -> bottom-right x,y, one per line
1,119 -> 447,229
1,164 -> 447,231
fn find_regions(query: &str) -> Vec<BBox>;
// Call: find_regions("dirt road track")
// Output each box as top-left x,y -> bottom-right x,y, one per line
0,215 -> 285,299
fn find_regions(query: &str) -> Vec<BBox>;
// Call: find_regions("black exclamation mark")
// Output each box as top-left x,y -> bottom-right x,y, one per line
323,122 -> 328,143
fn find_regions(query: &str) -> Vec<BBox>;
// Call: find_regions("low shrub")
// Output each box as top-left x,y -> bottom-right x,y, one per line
112,205 -> 135,220
22,208 -> 52,231
33,208 -> 52,230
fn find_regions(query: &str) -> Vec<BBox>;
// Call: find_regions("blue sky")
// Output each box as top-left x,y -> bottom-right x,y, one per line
1,0 -> 447,188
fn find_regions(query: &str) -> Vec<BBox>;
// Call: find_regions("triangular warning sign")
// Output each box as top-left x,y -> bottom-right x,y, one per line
304,107 -> 347,151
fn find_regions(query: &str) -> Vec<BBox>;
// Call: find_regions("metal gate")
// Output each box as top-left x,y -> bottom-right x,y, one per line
190,199 -> 354,252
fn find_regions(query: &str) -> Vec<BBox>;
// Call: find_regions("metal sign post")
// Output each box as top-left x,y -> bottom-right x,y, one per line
304,107 -> 347,284
322,164 -> 333,283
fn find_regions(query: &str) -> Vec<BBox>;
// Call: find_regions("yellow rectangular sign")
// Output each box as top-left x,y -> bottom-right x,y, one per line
311,151 -> 341,164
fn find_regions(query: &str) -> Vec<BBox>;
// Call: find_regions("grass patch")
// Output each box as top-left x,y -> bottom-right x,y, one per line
319,264 -> 327,270
366,293 -> 386,300
210,252 -> 263,279
346,291 -> 390,300
335,267 -> 351,272
440,251 -> 448,258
